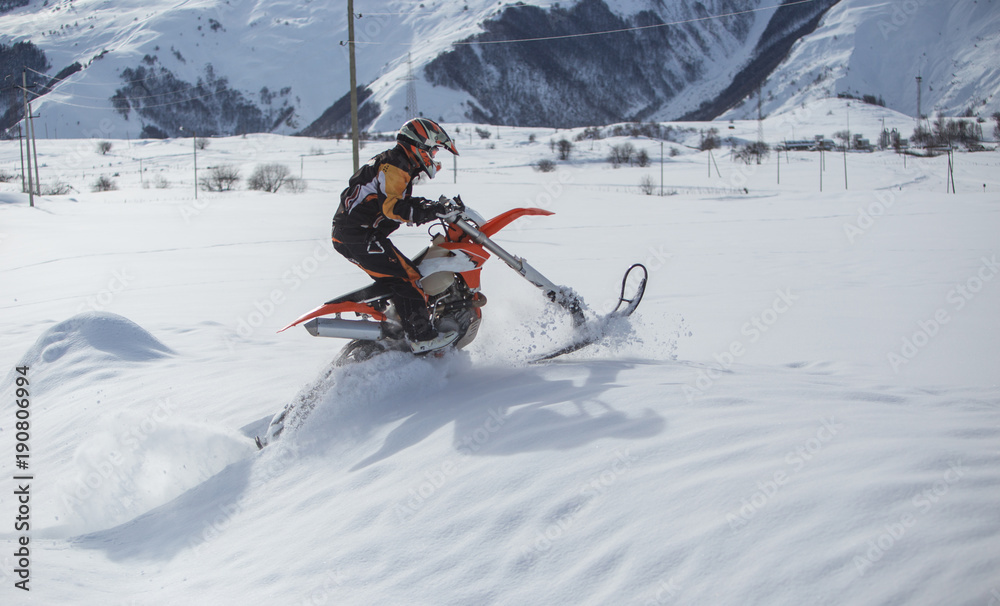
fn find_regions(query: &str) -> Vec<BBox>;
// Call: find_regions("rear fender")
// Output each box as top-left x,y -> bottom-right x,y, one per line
278,301 -> 386,333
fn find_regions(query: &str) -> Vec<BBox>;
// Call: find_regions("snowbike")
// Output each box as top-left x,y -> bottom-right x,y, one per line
255,198 -> 646,448
277,196 -> 646,364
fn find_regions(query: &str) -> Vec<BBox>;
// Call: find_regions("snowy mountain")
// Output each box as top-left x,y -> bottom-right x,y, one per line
1,107 -> 999,603
0,0 -> 998,137
722,0 -> 1000,121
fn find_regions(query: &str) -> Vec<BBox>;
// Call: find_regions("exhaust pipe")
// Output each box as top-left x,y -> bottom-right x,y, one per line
304,317 -> 383,340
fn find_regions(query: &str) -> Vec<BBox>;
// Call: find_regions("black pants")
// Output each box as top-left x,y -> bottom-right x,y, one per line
332,233 -> 434,339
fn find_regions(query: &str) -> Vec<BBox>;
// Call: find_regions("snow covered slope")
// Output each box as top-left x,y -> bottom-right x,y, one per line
1,104 -> 999,603
725,0 -> 1000,121
2,0 -> 997,135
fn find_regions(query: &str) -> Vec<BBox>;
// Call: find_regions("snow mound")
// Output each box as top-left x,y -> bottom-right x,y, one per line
15,312 -> 174,386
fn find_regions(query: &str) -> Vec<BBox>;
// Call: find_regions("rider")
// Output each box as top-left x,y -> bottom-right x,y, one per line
331,118 -> 460,353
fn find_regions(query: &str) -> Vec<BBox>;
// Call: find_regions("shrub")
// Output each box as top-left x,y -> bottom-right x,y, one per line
556,139 -> 573,161
609,143 -> 635,168
195,138 -> 210,150
285,176 -> 308,193
639,175 -> 657,196
199,164 -> 241,192
0,170 -> 15,183
636,149 -> 651,167
699,128 -> 720,151
734,142 -> 770,165
475,127 -> 491,140
248,163 -> 292,192
41,181 -> 73,195
92,176 -> 118,192
536,159 -> 556,172
96,141 -> 113,155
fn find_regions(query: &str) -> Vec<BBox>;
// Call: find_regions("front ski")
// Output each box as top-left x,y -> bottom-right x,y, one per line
530,264 -> 647,363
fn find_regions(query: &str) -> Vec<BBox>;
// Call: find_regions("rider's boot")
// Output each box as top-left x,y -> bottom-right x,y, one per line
405,310 -> 458,354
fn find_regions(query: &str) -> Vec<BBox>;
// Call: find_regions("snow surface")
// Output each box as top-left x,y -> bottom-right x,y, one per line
1,101 -> 999,604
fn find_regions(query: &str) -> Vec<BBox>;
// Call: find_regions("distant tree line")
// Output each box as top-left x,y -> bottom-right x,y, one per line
110,58 -> 295,138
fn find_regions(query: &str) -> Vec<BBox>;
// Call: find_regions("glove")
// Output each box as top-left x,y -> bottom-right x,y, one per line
409,198 -> 448,225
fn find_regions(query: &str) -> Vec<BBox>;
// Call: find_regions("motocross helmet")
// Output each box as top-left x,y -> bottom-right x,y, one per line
397,118 -> 459,179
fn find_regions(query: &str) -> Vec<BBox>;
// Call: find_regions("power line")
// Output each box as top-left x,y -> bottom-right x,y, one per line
23,64 -> 184,88
354,0 -> 822,46
36,86 -> 228,110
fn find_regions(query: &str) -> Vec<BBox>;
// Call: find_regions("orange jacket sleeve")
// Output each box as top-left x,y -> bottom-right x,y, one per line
380,163 -> 413,222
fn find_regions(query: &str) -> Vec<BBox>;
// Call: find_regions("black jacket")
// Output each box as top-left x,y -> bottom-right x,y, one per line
333,145 -> 426,242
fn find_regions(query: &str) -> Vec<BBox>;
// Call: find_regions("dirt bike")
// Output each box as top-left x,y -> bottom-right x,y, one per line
277,196 -> 647,366
256,197 -> 647,448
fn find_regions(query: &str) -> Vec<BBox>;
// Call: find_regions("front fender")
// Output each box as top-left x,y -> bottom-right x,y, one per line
479,208 -> 553,237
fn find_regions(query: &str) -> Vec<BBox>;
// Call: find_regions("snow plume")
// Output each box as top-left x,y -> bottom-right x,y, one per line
282,351 -> 462,456
53,406 -> 252,536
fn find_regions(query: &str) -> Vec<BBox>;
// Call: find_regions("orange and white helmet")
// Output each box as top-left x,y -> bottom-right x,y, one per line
397,118 -> 459,179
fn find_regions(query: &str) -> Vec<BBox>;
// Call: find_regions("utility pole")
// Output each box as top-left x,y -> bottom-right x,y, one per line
179,126 -> 197,199
21,71 -> 34,207
757,84 -> 764,161
916,75 -> 923,124
18,124 -> 26,194
844,104 -> 849,190
348,0 -> 360,173
29,99 -> 40,196
660,141 -> 664,196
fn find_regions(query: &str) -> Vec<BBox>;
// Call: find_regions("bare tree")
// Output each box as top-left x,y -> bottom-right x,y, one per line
96,141 -> 113,155
636,149 -> 651,167
199,165 -> 241,192
699,128 -> 720,151
608,143 -> 636,168
248,163 -> 292,193
734,142 -> 770,165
